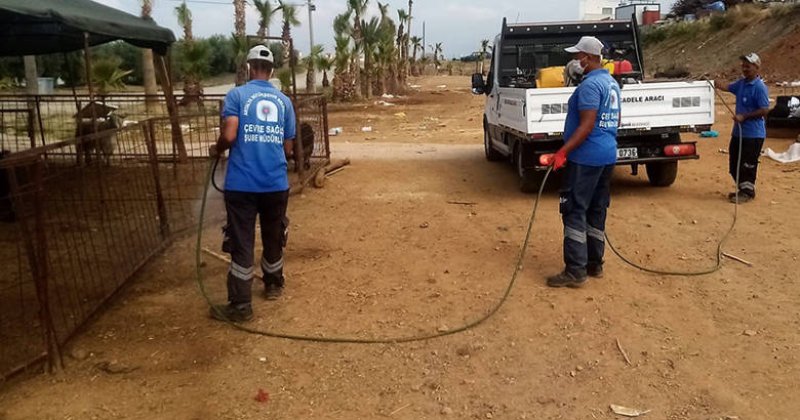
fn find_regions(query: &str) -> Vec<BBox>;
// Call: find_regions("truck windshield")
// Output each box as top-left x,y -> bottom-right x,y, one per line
499,38 -> 641,88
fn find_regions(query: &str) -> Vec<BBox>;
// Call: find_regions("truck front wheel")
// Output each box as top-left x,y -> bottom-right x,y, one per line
484,126 -> 504,162
646,161 -> 678,187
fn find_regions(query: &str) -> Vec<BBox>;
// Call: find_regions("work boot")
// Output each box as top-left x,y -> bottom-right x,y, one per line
209,303 -> 253,323
587,264 -> 604,278
728,192 -> 754,203
264,283 -> 283,300
546,271 -> 587,288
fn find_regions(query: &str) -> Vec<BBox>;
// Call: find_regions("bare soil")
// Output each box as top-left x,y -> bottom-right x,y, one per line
1,75 -> 799,420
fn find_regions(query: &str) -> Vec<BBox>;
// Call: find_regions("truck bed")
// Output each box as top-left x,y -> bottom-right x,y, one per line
495,81 -> 715,137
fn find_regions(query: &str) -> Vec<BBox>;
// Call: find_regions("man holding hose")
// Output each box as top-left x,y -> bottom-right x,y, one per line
716,52 -> 770,204
209,45 -> 297,322
543,36 -> 621,288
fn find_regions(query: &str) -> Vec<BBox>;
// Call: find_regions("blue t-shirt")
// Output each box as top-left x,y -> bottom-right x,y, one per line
222,80 -> 297,193
563,69 -> 621,166
728,77 -> 769,138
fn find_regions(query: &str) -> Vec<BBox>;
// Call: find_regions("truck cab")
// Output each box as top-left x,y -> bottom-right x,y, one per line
472,18 -> 715,192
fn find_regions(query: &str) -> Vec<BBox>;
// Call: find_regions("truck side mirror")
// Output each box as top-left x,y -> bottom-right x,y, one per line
471,73 -> 486,95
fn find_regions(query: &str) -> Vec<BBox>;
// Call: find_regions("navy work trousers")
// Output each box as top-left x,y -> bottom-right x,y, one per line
559,162 -> 614,278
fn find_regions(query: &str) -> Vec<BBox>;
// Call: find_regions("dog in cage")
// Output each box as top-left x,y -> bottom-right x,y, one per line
297,121 -> 315,170
74,113 -> 123,166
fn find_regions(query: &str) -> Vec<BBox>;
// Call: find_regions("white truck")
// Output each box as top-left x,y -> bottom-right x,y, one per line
472,19 -> 715,191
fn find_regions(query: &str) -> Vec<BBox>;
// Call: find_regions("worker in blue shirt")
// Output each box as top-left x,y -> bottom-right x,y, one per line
542,36 -> 621,288
717,52 -> 770,203
209,45 -> 297,322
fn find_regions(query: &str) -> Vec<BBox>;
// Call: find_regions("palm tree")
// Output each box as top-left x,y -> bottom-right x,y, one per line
479,39 -> 490,73
410,36 -> 422,76
348,0 -> 369,98
279,1 -> 300,66
254,0 -> 281,38
175,2 -> 204,103
360,16 -> 381,98
316,55 -> 333,88
233,0 -> 247,85
304,44 -> 324,93
175,2 -> 193,41
405,0 -> 413,82
429,42 -> 443,72
332,11 -> 355,101
141,0 -> 158,110
92,58 -> 133,95
395,9 -> 408,90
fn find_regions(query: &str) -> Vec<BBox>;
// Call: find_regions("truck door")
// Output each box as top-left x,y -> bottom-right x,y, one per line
485,40 -> 502,142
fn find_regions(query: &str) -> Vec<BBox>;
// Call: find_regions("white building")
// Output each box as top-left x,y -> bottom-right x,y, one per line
579,0 -> 619,21
615,0 -> 662,24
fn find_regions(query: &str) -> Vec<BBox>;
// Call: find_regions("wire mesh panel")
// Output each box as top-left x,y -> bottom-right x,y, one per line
0,94 -> 225,154
0,166 -> 45,377
0,93 -> 328,379
294,95 -> 331,185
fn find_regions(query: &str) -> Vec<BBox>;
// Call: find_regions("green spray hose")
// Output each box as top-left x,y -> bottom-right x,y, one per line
604,78 -> 743,276
195,160 -> 553,343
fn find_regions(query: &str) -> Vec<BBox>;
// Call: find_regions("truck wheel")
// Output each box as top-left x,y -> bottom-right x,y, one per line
516,144 -> 544,193
646,161 -> 678,187
484,126 -> 503,162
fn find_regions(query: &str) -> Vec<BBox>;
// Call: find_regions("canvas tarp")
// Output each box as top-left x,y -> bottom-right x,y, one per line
0,0 -> 175,56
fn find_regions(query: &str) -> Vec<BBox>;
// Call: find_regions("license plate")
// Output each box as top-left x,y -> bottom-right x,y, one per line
617,147 -> 638,160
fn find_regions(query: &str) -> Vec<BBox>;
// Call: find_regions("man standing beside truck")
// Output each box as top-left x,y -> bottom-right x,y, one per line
543,36 -> 621,288
716,52 -> 770,204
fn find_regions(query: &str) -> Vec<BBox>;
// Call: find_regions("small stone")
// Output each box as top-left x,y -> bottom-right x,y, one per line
438,325 -> 449,332
743,330 -> 757,337
576,365 -> 584,372
441,407 -> 454,415
456,346 -> 471,357
419,222 -> 430,229
259,357 -> 267,363
486,413 -> 494,419
569,371 -> 576,377
70,348 -> 89,361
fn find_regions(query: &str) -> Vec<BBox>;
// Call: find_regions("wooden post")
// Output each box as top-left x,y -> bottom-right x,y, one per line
143,120 -> 170,239
322,98 -> 331,161
154,54 -> 188,162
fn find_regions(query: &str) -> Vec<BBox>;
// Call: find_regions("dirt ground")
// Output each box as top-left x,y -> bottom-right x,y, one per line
1,75 -> 800,420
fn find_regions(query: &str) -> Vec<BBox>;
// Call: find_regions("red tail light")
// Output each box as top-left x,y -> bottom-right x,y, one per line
530,133 -> 547,140
664,144 -> 696,157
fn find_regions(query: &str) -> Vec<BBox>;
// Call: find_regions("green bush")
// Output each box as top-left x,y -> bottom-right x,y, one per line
708,13 -> 732,31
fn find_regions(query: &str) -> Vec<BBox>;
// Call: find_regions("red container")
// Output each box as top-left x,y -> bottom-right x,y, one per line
642,10 -> 660,25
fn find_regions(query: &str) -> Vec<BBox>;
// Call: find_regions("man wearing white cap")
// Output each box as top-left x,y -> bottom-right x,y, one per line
716,52 -> 770,203
209,45 -> 297,322
543,36 -> 621,288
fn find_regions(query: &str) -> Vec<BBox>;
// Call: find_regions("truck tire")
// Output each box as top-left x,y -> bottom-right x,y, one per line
484,126 -> 504,162
516,144 -> 545,193
646,161 -> 678,187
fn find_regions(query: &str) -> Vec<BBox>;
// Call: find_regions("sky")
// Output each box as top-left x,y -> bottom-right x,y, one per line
97,0 -> 677,57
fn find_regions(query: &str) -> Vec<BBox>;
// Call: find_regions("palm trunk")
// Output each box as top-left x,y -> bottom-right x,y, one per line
364,54 -> 372,99
234,0 -> 247,85
142,49 -> 158,110
322,71 -> 330,88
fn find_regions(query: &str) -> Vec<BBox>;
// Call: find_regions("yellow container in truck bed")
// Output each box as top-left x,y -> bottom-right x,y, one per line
536,66 -> 565,88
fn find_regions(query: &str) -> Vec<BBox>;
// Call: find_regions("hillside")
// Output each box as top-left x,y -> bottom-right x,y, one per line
643,3 -> 800,84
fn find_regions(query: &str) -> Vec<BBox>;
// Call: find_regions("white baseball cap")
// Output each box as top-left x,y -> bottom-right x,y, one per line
740,52 -> 761,67
247,45 -> 274,63
565,36 -> 604,57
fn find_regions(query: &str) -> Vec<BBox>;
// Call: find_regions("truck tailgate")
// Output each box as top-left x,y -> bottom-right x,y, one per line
524,81 -> 715,135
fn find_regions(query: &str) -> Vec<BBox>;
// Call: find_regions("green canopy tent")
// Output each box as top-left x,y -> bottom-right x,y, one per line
0,0 -> 188,160
0,0 -> 175,56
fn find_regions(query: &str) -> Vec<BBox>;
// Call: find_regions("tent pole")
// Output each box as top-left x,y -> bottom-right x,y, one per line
83,33 -> 98,135
155,53 -> 187,162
